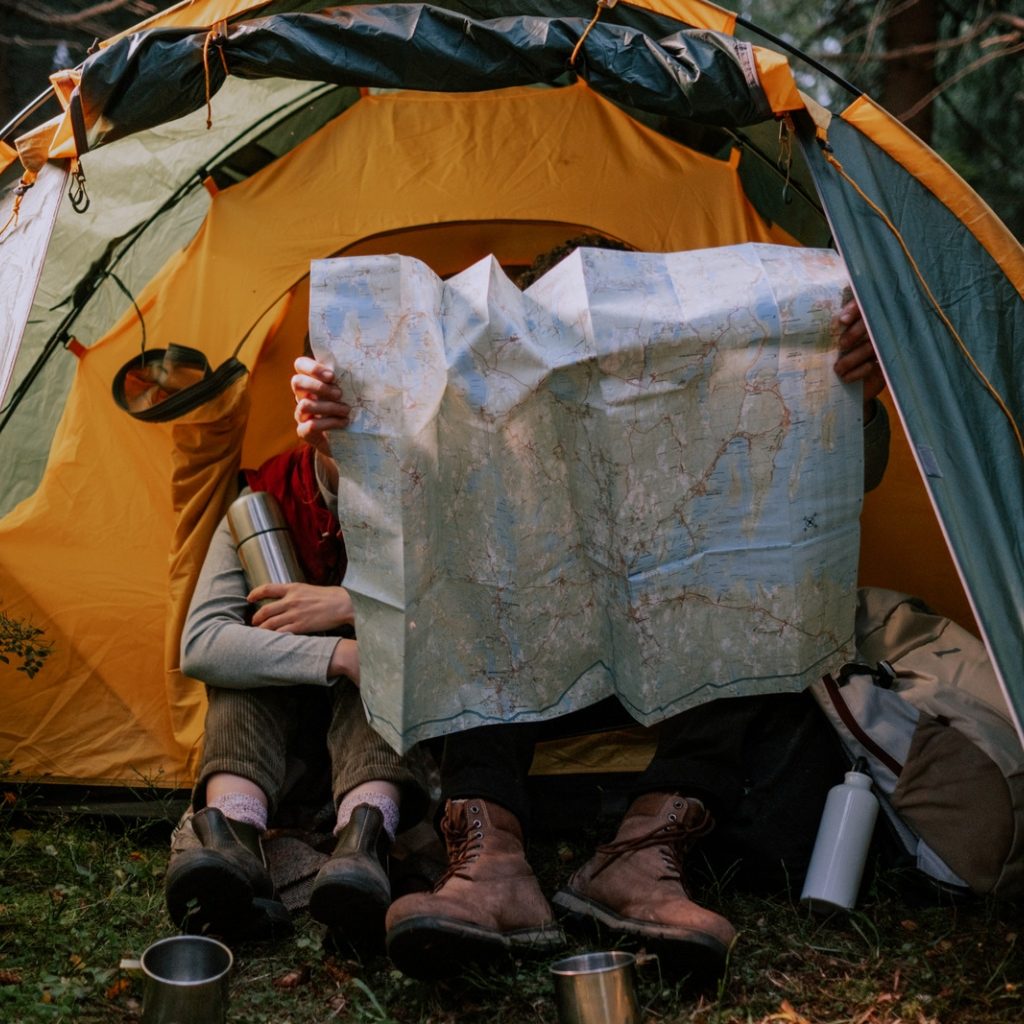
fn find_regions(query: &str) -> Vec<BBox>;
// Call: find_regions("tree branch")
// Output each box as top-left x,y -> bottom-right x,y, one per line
0,33 -> 84,48
807,13 -> 1023,62
898,39 -> 1024,121
4,0 -> 157,29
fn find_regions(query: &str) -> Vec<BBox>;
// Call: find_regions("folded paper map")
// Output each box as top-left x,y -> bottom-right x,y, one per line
310,244 -> 863,752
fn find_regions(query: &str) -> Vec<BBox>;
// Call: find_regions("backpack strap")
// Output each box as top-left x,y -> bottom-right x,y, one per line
822,669 -> 903,777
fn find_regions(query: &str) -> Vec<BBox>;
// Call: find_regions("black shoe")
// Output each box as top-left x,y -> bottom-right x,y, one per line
308,805 -> 391,951
165,807 -> 275,931
182,895 -> 294,943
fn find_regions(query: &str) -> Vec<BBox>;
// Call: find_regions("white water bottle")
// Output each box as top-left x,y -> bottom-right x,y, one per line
800,757 -> 879,912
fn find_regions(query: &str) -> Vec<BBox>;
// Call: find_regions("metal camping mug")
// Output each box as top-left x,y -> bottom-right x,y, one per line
226,490 -> 306,597
137,935 -> 233,1024
550,951 -> 640,1024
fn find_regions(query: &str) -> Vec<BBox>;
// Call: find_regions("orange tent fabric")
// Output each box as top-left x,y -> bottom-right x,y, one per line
0,82 -> 800,786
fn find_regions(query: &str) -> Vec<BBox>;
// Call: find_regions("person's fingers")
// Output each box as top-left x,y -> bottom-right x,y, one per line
839,361 -> 874,384
295,397 -> 351,420
293,355 -> 335,381
835,299 -> 869,351
247,583 -> 287,605
291,372 -> 343,402
295,417 -> 348,451
836,298 -> 859,324
836,359 -> 886,404
837,318 -> 869,352
253,613 -> 296,633
294,410 -> 350,434
834,340 -> 877,380
250,602 -> 281,629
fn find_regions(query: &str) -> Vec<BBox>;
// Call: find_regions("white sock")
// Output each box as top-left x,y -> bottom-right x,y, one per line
208,792 -> 268,832
336,791 -> 400,843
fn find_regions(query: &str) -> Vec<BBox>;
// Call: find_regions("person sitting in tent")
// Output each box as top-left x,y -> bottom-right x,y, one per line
165,422 -> 429,948
290,239 -> 889,979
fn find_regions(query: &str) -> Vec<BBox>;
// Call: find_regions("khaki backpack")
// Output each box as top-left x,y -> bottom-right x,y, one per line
810,587 -> 1024,897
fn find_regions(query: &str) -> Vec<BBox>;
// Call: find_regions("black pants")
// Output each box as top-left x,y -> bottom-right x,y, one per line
440,691 -> 847,891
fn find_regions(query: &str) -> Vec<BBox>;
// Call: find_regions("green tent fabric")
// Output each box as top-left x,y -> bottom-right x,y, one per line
800,116 -> 1024,739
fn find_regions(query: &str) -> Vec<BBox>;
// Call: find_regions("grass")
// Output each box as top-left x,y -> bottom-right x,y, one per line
0,794 -> 1021,1023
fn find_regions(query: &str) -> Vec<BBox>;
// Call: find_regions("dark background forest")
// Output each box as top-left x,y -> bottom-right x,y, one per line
1,0 -> 1022,237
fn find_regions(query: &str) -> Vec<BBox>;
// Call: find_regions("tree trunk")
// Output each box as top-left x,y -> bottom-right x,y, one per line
0,41 -> 15,132
882,0 -> 940,142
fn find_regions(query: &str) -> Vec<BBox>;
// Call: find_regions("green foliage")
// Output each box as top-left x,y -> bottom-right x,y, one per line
0,816 -> 1021,1023
738,0 -> 1024,238
0,806 -> 168,1022
0,610 -> 52,679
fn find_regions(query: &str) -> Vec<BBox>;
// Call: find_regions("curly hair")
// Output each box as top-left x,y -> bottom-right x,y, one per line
515,233 -> 637,288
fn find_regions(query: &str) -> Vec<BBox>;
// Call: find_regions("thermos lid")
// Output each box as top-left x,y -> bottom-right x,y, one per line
226,491 -> 289,547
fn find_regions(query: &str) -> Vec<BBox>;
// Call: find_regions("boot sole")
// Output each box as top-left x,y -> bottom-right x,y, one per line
165,850 -> 258,930
386,916 -> 564,980
552,889 -> 731,980
308,874 -> 391,952
181,895 -> 295,943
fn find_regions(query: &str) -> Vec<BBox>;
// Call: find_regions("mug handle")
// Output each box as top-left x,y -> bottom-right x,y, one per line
634,952 -> 663,1015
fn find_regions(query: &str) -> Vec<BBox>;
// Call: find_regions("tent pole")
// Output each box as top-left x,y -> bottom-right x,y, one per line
1,88 -> 61,147
734,16 -> 863,99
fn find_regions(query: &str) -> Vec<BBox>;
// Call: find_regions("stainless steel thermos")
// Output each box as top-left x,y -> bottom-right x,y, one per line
226,491 -> 305,598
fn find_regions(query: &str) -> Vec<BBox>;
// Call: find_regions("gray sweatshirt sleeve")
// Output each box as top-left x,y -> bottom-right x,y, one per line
180,508 -> 340,689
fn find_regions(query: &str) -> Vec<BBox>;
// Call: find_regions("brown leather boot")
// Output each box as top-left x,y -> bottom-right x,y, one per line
385,798 -> 563,978
553,793 -> 736,977
308,804 -> 391,951
165,807 -> 275,930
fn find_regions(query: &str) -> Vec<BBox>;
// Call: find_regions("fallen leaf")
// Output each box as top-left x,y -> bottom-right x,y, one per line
761,999 -> 813,1024
10,829 -> 32,846
0,969 -> 22,985
273,965 -> 311,989
105,977 -> 131,999
323,959 -> 352,984
900,919 -> 919,932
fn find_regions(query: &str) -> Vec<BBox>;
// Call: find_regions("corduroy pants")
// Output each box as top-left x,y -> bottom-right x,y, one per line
195,681 -> 427,826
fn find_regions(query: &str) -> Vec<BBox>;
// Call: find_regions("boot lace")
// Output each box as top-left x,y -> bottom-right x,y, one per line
590,798 -> 714,887
433,803 -> 485,890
